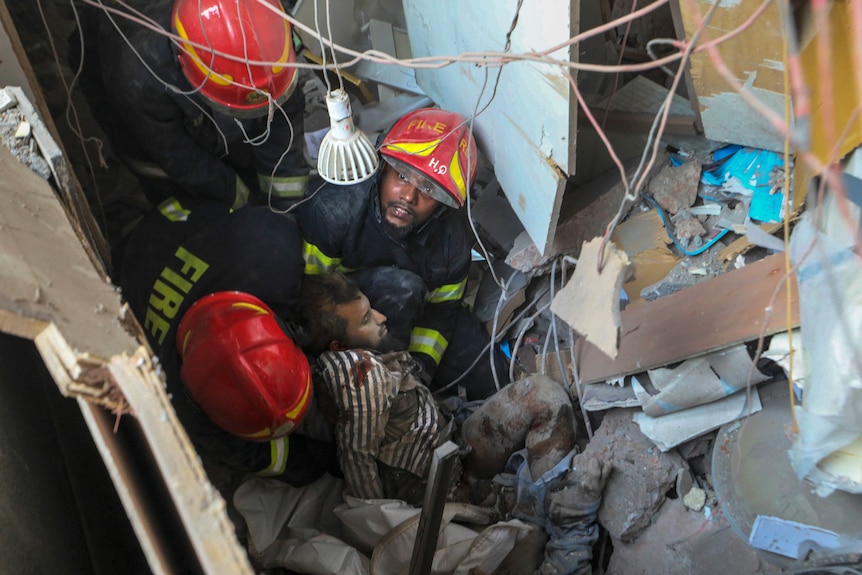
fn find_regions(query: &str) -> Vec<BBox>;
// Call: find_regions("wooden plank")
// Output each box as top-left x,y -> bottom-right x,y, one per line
570,253 -> 799,385
0,128 -> 252,574
0,142 -> 129,364
674,0 -> 790,152
403,0 -> 575,256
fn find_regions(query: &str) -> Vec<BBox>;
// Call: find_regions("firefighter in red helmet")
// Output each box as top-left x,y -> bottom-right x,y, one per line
297,108 -> 509,401
119,195 -> 337,486
176,291 -> 313,442
70,0 -> 308,216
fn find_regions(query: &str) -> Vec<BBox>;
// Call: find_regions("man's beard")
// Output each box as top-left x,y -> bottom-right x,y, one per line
376,332 -> 405,353
382,201 -> 417,240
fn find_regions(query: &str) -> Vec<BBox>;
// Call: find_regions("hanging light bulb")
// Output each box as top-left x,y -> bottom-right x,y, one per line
316,89 -> 378,185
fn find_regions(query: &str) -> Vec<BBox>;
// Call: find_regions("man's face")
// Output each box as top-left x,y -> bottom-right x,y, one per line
379,164 -> 441,238
334,293 -> 392,351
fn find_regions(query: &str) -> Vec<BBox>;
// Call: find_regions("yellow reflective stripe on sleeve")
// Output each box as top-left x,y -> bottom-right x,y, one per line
302,241 -> 341,275
258,174 -> 309,198
408,327 -> 447,366
256,436 -> 289,477
427,279 -> 467,303
157,197 -> 191,222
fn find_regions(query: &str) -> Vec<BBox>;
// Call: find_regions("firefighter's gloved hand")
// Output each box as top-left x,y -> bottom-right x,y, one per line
232,175 -> 251,210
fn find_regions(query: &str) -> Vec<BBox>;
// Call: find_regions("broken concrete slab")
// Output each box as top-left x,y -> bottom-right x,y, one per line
606,497 -> 783,575
550,237 -> 631,359
581,409 -> 687,542
648,159 -> 701,214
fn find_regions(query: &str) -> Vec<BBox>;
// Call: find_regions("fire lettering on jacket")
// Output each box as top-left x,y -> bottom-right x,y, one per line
144,246 -> 209,345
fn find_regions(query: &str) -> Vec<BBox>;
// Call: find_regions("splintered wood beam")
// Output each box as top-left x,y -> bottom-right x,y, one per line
0,139 -> 252,574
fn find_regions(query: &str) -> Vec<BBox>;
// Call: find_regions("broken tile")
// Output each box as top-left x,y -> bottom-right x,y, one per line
633,387 -> 762,451
633,345 -> 770,417
609,209 -> 679,305
581,379 -> 640,412
550,237 -> 631,359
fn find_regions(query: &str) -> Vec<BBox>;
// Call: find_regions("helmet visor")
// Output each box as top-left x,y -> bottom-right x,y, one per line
381,156 -> 460,209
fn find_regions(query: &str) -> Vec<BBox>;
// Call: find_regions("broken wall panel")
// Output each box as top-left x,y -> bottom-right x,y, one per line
674,0 -> 791,152
403,0 -> 576,256
573,253 -> 800,385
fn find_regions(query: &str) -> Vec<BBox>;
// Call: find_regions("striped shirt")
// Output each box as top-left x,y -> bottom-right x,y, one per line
317,350 -> 442,500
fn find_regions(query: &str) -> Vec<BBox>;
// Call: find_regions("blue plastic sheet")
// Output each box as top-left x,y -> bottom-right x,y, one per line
701,146 -> 785,223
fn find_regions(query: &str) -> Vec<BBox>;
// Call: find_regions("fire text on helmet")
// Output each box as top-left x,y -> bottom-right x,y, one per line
406,119 -> 447,134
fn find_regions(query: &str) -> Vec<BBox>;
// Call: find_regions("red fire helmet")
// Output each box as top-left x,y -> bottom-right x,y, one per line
172,0 -> 298,117
176,291 -> 312,441
379,108 -> 478,209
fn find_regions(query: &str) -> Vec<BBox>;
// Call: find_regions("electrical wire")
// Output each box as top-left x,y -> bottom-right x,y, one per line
548,259 -> 571,390
646,196 -> 731,256
324,0 -> 344,92
432,284 -> 552,397
559,255 -> 594,439
313,0 -> 331,93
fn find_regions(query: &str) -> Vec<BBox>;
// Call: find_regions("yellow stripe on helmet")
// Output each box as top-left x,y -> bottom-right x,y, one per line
385,139 -> 442,157
449,151 -> 467,202
272,19 -> 292,74
284,374 -> 312,419
174,15 -> 233,86
231,302 -> 269,314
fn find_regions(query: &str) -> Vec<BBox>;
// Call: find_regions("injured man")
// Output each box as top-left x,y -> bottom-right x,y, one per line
297,272 -> 610,575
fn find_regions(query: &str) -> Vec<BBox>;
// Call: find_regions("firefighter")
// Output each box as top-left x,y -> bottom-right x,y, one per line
118,197 -> 336,486
297,107 -> 507,400
71,0 -> 308,210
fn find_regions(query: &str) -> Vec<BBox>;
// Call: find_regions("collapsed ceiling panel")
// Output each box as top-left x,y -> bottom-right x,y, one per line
403,0 -> 578,256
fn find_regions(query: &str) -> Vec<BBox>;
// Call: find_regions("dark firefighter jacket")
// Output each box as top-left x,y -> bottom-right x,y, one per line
297,174 -> 472,379
120,198 -> 335,484
73,0 -> 307,207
